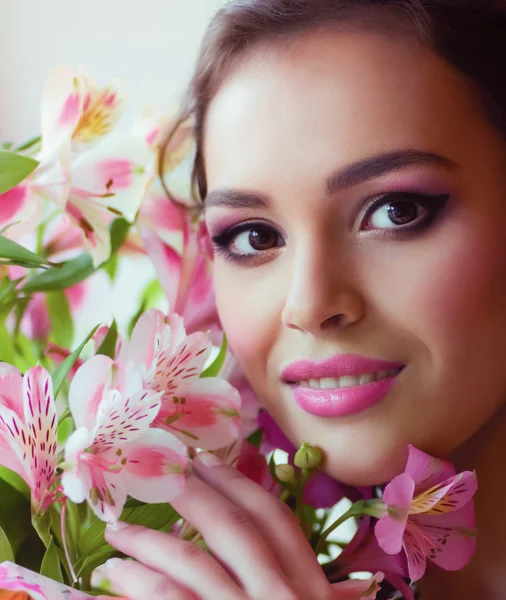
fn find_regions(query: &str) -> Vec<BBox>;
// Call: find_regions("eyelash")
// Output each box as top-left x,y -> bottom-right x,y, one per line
210,191 -> 451,265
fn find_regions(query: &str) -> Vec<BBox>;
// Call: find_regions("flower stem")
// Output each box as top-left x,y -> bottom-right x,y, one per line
61,500 -> 78,584
314,500 -> 366,557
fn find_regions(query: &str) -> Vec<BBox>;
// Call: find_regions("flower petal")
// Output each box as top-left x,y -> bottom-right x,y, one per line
71,132 -> 155,223
410,471 -> 478,516
121,428 -> 188,503
41,66 -> 82,158
0,364 -> 24,420
66,195 -> 112,266
152,330 -> 213,394
404,444 -> 456,494
23,367 -> 58,510
69,355 -> 114,430
124,308 -> 165,372
410,502 -> 476,573
93,388 -> 162,449
402,521 -> 430,582
87,467 -> 127,524
383,473 -> 415,510
62,428 -> 94,503
154,377 -> 241,450
375,512 -> 408,556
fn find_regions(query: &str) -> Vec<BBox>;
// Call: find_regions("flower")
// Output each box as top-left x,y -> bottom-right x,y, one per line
0,365 -> 58,513
122,308 -> 242,449
372,444 -> 477,582
0,562 -> 93,600
0,66 -> 154,266
331,572 -> 384,599
61,355 -> 188,523
330,517 -> 414,600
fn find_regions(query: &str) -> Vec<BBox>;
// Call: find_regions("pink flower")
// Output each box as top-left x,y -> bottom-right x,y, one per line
236,441 -> 278,493
372,444 -> 477,582
61,355 -> 188,523
122,308 -> 242,450
331,572 -> 384,599
332,517 -> 413,600
0,562 -> 93,600
0,365 -> 58,513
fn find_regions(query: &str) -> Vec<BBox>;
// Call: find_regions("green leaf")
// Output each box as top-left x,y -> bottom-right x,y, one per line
95,319 -> 118,359
76,548 -> 117,579
57,416 -> 75,445
127,279 -> 164,337
0,321 -> 15,363
103,252 -> 119,281
0,466 -> 30,499
22,253 -> 94,293
200,333 -> 228,378
16,136 -> 42,153
46,290 -> 74,348
0,235 -> 51,268
0,524 -> 15,562
109,218 -> 131,255
40,535 -> 64,583
0,150 -> 39,193
52,324 -> 100,398
246,428 -> 263,449
0,478 -> 32,556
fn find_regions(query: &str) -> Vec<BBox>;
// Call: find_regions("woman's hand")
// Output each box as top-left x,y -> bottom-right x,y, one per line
96,451 -> 348,600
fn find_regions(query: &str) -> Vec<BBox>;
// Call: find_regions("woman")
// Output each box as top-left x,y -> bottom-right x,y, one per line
99,0 -> 506,597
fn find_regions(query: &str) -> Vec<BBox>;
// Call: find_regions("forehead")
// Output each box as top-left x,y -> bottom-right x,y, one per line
203,29 -> 486,193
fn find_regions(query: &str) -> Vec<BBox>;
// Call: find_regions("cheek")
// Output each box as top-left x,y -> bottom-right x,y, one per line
212,266 -> 280,380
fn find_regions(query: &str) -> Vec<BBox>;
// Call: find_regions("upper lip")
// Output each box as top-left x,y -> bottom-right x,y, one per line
281,354 -> 405,382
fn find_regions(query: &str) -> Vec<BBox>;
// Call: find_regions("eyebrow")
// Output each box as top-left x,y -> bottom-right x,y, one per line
204,149 -> 459,210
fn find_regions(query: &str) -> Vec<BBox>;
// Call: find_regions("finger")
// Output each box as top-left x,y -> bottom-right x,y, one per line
93,558 -> 197,600
191,452 -> 330,597
170,474 -> 300,600
104,524 -> 245,600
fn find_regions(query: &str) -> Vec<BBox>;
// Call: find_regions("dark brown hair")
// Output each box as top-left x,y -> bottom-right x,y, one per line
159,0 -> 506,206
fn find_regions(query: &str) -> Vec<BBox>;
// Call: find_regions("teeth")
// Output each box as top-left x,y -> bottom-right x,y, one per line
359,373 -> 377,384
297,368 -> 402,389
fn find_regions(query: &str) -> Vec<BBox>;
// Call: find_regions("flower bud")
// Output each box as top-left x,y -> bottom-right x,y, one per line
275,464 -> 297,485
294,442 -> 323,470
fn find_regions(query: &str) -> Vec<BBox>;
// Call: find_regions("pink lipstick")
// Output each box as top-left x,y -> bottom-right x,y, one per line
281,355 -> 405,418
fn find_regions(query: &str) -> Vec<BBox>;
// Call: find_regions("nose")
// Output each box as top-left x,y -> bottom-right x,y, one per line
281,247 -> 365,335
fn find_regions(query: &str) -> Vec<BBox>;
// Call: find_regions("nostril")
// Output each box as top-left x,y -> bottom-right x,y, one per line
322,313 -> 346,328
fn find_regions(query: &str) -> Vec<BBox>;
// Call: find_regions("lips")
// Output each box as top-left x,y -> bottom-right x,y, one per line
281,354 -> 406,383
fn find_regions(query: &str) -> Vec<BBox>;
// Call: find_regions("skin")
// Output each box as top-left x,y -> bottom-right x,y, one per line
103,28 -> 506,598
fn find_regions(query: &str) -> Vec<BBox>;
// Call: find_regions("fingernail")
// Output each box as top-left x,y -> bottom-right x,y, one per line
194,451 -> 222,468
106,520 -> 129,533
91,560 -> 123,593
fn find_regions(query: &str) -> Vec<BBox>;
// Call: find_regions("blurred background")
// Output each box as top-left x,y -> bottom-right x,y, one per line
0,0 -> 223,339
0,0 -> 223,140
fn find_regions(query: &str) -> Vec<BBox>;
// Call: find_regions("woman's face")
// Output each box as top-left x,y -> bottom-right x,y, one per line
202,28 -> 506,485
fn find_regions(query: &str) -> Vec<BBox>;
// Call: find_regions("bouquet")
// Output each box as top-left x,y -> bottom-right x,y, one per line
0,67 -> 478,600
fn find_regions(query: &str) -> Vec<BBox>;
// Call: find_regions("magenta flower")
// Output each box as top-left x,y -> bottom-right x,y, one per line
122,308 -> 242,449
372,444 -> 477,582
61,355 -> 188,523
333,517 -> 414,600
331,572 -> 384,599
0,365 -> 58,513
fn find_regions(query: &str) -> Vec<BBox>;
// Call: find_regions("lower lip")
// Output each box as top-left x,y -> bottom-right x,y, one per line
290,373 -> 401,417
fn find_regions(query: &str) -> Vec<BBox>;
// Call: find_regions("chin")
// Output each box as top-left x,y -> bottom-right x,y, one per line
321,440 -> 409,487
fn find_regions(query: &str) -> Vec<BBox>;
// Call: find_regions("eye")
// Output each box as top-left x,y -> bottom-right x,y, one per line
362,192 -> 450,232
232,227 -> 279,254
210,222 -> 284,263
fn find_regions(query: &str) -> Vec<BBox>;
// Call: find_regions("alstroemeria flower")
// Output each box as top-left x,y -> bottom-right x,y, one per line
61,355 -> 188,522
0,365 -> 58,513
331,572 -> 384,599
330,517 -> 413,600
0,66 -> 154,266
0,562 -> 93,600
372,444 -> 477,582
122,308 -> 241,449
